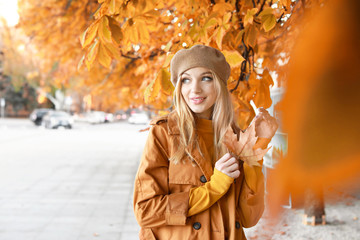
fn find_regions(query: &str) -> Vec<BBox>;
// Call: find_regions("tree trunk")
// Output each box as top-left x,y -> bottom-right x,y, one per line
303,186 -> 326,225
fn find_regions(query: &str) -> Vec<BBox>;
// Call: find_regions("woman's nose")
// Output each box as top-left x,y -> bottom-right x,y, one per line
191,80 -> 201,93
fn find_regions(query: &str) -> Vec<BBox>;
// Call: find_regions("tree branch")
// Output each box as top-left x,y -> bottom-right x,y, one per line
255,0 -> 266,16
277,12 -> 284,23
121,52 -> 141,60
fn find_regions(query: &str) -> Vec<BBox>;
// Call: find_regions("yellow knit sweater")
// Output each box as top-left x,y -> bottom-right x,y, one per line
188,118 -> 270,216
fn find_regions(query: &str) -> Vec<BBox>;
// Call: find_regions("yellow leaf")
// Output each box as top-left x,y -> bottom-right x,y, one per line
216,28 -> 226,50
98,43 -> 112,68
144,77 -> 160,104
86,40 -> 100,70
259,7 -> 276,32
204,18 -> 218,29
80,21 -> 99,49
159,68 -> 173,96
212,2 -> 233,15
244,24 -> 258,47
164,41 -> 172,52
98,16 -> 112,43
103,42 -> 121,60
223,50 -> 245,68
163,53 -> 174,68
108,0 -> 117,15
137,21 -> 150,44
244,8 -> 258,27
248,70 -> 273,108
77,54 -> 85,71
223,12 -> 232,24
234,30 -> 244,46
108,17 -> 122,45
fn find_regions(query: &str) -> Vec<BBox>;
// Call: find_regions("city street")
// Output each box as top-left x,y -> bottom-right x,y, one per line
0,118 -> 147,240
1,118 -> 359,240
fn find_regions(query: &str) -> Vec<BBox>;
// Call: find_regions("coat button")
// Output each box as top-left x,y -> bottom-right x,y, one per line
200,175 -> 207,183
193,222 -> 201,230
235,221 -> 241,229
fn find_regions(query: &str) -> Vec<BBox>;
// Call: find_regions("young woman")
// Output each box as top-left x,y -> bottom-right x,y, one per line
133,45 -> 277,240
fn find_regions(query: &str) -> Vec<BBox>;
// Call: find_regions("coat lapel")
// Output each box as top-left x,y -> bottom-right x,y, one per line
186,137 -> 214,182
167,111 -> 214,181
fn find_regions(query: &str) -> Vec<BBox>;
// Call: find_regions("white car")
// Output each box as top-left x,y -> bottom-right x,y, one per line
86,111 -> 106,124
128,112 -> 150,124
43,111 -> 74,129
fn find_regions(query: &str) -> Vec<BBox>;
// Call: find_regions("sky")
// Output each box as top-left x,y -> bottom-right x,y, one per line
0,0 -> 19,26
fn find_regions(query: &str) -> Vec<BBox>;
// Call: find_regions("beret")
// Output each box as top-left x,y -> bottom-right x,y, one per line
170,45 -> 231,86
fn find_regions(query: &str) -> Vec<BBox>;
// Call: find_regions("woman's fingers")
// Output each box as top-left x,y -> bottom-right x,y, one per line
229,170 -> 240,179
215,153 -> 240,178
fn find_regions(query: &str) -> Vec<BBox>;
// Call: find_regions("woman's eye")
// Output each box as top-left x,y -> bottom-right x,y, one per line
202,76 -> 213,81
181,78 -> 190,84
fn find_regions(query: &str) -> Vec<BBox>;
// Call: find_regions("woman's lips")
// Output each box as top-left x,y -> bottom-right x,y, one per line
190,97 -> 206,104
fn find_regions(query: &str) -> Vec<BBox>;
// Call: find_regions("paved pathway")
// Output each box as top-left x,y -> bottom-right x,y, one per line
0,119 -> 146,240
1,118 -> 359,240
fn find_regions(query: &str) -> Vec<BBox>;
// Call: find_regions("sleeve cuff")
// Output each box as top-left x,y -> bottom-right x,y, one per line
165,191 -> 190,225
212,168 -> 235,191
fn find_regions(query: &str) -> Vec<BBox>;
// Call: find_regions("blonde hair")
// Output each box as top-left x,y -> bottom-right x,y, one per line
170,70 -> 235,164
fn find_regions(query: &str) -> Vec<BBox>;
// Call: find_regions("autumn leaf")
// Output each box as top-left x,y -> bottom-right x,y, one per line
259,7 -> 276,32
249,69 -> 274,108
80,20 -> 99,49
244,8 -> 258,27
98,16 -> 112,43
244,24 -> 258,47
223,123 -> 270,167
223,50 -> 245,68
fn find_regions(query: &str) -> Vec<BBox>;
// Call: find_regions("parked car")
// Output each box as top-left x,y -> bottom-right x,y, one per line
128,111 -> 150,124
85,111 -> 106,124
114,110 -> 128,121
105,113 -> 114,123
29,108 -> 53,126
42,111 -> 74,129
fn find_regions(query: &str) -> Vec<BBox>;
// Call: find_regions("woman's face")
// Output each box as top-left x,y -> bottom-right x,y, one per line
180,67 -> 217,120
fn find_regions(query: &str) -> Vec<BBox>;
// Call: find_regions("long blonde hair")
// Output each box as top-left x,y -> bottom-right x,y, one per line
170,70 -> 235,164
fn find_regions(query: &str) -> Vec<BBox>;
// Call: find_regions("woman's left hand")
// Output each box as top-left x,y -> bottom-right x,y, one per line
254,108 -> 278,139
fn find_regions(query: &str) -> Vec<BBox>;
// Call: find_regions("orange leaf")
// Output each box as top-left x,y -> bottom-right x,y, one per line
98,16 -> 112,43
216,27 -> 226,49
259,7 -> 276,32
80,20 -> 99,49
108,17 -> 123,45
223,50 -> 245,68
86,40 -> 100,70
244,8 -> 258,27
98,43 -> 112,68
244,24 -> 258,47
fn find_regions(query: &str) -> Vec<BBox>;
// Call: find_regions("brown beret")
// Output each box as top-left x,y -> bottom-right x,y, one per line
170,45 -> 231,86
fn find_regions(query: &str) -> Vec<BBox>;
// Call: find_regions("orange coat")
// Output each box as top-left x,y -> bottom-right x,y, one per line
133,111 -> 265,240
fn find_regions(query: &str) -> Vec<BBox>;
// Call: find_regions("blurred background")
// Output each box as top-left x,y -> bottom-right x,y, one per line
0,0 -> 359,239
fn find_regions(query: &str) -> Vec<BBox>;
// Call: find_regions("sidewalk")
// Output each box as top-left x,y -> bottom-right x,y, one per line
1,119 -> 359,240
244,181 -> 360,240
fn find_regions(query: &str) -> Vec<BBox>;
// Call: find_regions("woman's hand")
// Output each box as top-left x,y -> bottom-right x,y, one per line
215,153 -> 241,179
254,107 -> 278,139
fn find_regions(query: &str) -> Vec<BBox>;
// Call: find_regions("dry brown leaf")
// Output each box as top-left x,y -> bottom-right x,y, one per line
223,122 -> 270,167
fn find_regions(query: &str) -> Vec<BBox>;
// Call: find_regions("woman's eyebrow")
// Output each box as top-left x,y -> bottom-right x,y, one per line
201,72 -> 212,75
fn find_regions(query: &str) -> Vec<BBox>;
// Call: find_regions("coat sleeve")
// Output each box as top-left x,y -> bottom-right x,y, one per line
238,163 -> 265,228
133,124 -> 190,228
238,137 -> 270,228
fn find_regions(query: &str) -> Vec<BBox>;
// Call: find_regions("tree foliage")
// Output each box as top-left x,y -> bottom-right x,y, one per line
18,0 -> 309,128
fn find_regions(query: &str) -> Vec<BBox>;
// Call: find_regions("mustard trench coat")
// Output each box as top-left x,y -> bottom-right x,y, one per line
133,111 -> 265,240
